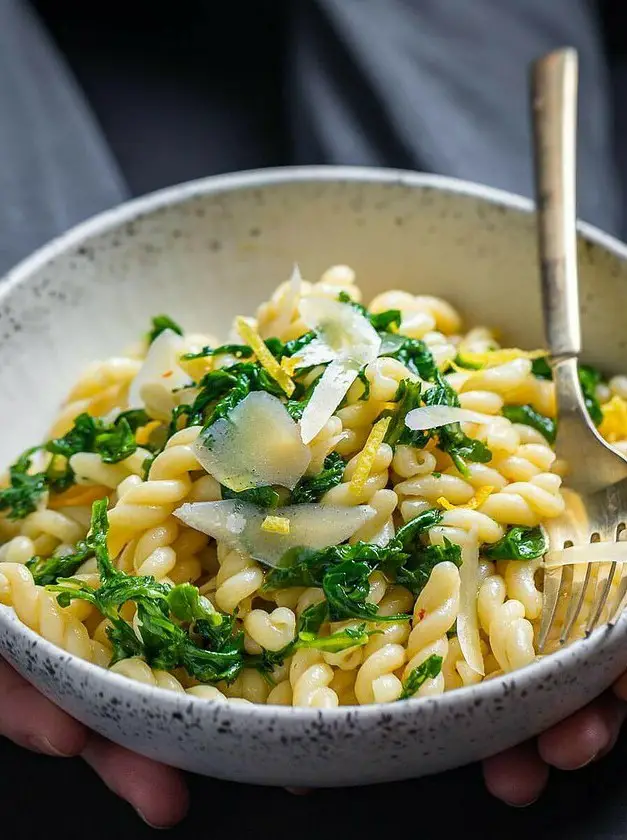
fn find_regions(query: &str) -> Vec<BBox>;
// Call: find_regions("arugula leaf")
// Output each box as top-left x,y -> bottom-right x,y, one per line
181,344 -> 253,361
502,404 -> 556,443
176,362 -> 285,430
49,501 -> 244,683
531,357 -> 552,380
398,654 -> 443,700
322,559 -> 381,621
578,364 -> 603,427
0,448 -> 47,520
451,354 -> 484,371
167,583 -> 221,625
393,508 -> 444,548
28,543 -> 93,587
221,485 -> 281,508
246,602 -> 374,677
291,453 -> 345,504
423,373 -> 492,475
297,601 -> 329,634
285,370 -> 324,421
381,336 -> 439,381
297,623 -> 372,652
391,539 -> 462,596
483,526 -> 547,561
336,292 -> 401,332
370,310 -> 402,332
148,315 -> 183,344
382,380 -> 428,449
532,357 -> 603,427
356,368 -> 371,401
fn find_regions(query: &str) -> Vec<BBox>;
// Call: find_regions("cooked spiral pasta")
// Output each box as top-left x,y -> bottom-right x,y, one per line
2,264 -> 620,707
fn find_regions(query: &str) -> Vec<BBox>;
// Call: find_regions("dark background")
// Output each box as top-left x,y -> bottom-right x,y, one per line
6,3 -> 627,836
4,733 -> 627,839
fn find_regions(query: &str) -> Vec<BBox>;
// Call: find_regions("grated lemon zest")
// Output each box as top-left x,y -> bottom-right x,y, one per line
235,317 -> 295,396
457,348 -> 546,370
135,420 -> 161,446
349,416 -> 391,496
599,395 -> 627,443
437,485 -> 495,512
261,515 -> 291,535
49,485 -> 110,510
280,356 -> 301,377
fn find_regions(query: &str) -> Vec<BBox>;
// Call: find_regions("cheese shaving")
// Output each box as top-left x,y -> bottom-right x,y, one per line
437,486 -> 495,511
261,515 -> 291,535
349,416 -> 391,496
456,529 -> 484,676
235,316 -> 295,396
457,348 -> 547,369
599,395 -> 627,442
545,541 -> 627,568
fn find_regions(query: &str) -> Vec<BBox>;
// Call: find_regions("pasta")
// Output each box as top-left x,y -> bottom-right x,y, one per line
1,264 -> 624,708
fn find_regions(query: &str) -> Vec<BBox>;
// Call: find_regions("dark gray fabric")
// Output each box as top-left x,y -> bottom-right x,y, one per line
0,0 -> 128,275
291,0 -> 623,238
0,0 -> 625,278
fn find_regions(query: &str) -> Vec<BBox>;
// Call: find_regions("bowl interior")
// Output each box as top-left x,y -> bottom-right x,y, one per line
2,167 -> 627,466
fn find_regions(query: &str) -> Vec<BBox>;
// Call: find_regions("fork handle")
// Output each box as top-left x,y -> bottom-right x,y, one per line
531,48 -> 581,360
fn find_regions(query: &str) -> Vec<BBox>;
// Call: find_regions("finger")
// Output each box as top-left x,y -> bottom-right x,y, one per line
612,672 -> 627,702
82,735 -> 189,828
0,658 -> 87,756
538,694 -> 627,770
482,741 -> 549,807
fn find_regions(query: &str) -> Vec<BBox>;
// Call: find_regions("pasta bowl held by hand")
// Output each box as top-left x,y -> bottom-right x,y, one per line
1,166 -> 627,788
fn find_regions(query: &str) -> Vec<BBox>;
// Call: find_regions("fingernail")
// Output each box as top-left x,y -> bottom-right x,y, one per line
573,751 -> 599,769
136,810 -> 171,830
28,736 -> 73,757
504,796 -> 540,809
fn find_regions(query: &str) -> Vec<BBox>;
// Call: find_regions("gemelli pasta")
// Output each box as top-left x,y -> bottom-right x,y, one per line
1,264 -> 625,707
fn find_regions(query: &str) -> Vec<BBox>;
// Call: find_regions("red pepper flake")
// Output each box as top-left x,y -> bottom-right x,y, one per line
417,608 -> 426,622
162,370 -> 174,378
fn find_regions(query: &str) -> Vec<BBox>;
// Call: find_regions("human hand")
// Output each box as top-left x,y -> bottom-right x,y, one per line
482,676 -> 627,806
0,658 -> 189,828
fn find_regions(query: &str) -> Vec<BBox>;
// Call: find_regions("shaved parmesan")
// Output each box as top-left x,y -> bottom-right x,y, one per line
128,329 -> 189,409
405,405 -> 495,431
297,298 -> 381,444
173,499 -> 376,567
284,338 -> 336,374
455,530 -> 484,676
545,541 -> 627,568
261,264 -> 303,339
193,391 -> 311,491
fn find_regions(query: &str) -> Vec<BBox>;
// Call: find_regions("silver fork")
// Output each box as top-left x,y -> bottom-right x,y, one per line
531,47 -> 627,652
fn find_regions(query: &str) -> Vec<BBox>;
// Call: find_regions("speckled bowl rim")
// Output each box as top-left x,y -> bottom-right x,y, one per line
2,164 -> 627,721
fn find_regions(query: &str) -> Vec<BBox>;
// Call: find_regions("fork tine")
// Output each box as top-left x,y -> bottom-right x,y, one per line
608,568 -> 627,626
559,563 -> 587,644
586,561 -> 617,635
538,566 -> 567,652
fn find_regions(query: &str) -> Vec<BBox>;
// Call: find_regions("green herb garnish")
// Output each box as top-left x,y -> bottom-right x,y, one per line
398,654 -> 443,700
148,315 -> 183,344
483,526 -> 547,561
502,405 -> 556,443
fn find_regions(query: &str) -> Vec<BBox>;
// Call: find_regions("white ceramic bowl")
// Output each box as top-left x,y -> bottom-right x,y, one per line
2,166 -> 627,788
